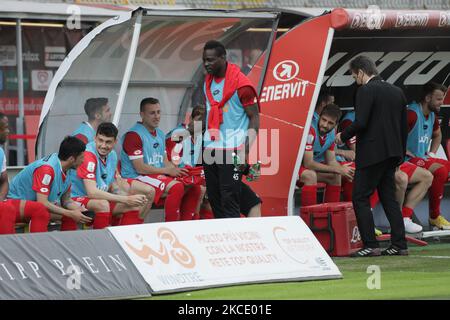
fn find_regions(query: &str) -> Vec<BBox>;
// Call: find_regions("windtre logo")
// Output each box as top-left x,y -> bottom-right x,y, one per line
125,227 -> 196,268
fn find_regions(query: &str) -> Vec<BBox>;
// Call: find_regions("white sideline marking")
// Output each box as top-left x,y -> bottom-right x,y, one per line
409,255 -> 450,259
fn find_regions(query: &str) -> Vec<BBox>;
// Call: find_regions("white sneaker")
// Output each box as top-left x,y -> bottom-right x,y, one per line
403,217 -> 423,233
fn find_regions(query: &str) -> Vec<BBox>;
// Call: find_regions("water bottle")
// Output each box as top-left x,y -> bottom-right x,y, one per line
246,161 -> 261,182
232,152 -> 241,171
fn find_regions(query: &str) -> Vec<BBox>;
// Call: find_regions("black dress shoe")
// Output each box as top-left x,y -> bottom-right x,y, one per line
381,246 -> 409,256
350,247 -> 381,257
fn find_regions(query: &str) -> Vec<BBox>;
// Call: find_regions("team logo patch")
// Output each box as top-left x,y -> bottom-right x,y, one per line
153,143 -> 159,149
417,159 -> 426,167
87,173 -> 95,179
87,162 -> 95,173
134,150 -> 142,155
42,174 -> 52,186
40,187 -> 49,193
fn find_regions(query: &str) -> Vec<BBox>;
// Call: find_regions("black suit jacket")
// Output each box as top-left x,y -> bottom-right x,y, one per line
341,76 -> 408,169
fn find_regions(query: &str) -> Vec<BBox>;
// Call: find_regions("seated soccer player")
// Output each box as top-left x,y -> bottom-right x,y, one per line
121,97 -> 200,222
406,82 -> 450,230
69,122 -> 154,230
0,113 -> 17,234
72,97 -> 112,144
337,110 -> 433,233
6,136 -> 93,232
166,105 -> 206,220
299,104 -> 354,207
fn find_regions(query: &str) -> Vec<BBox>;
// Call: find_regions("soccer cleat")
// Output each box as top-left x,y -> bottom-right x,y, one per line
429,215 -> 450,230
381,245 -> 408,256
374,228 -> 382,236
403,218 -> 423,233
350,247 -> 381,258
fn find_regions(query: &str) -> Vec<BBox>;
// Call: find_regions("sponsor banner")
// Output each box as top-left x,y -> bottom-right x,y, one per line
108,217 -> 342,294
31,70 -> 53,91
0,97 -> 44,115
332,8 -> 450,30
0,45 -> 16,66
45,46 -> 66,67
5,70 -> 30,91
246,15 -> 333,216
0,229 -> 151,300
323,31 -> 450,108
23,51 -> 40,63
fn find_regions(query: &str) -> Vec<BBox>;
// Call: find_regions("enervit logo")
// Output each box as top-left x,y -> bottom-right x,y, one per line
125,227 -> 196,268
261,60 -> 308,103
273,60 -> 299,82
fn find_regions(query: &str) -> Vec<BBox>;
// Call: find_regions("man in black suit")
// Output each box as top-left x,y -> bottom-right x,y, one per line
335,56 -> 408,257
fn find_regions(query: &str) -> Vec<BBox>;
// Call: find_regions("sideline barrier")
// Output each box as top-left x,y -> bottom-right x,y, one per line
0,230 -> 151,300
108,216 -> 342,294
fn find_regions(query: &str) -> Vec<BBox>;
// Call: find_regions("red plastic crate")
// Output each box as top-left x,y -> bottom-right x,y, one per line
300,202 -> 363,257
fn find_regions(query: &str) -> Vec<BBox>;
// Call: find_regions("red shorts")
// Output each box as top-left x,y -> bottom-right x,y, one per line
5,199 -> 49,223
399,161 -> 417,180
175,166 -> 205,186
134,174 -> 174,203
71,197 -> 117,212
409,157 -> 450,172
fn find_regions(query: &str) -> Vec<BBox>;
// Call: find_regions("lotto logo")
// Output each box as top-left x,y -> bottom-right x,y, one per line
40,187 -> 49,193
134,150 -> 142,155
87,173 -> 95,179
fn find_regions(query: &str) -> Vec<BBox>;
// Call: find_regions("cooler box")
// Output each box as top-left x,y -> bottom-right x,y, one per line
300,202 -> 363,257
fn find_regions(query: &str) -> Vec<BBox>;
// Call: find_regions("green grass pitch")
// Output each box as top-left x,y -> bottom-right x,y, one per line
143,242 -> 450,300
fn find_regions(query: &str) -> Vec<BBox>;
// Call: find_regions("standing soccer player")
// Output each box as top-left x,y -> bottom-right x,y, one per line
202,40 -> 260,219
